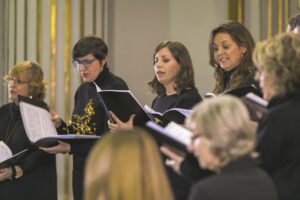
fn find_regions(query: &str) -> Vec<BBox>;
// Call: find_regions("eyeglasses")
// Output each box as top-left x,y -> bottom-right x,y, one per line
72,58 -> 97,69
7,77 -> 28,86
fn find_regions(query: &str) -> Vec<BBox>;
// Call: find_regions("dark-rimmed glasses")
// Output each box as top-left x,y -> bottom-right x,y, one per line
72,58 -> 97,69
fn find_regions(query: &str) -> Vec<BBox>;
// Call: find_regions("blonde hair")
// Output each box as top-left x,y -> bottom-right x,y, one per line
187,96 -> 255,168
253,33 -> 300,96
84,128 -> 174,200
4,61 -> 46,100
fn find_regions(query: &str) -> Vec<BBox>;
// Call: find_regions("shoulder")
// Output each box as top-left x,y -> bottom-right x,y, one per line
103,71 -> 129,90
180,87 -> 202,98
175,88 -> 202,109
75,82 -> 92,97
189,176 -> 219,200
0,103 -> 11,113
267,96 -> 300,122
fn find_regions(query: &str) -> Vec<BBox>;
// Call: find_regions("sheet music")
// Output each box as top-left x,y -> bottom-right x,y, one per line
144,105 -> 162,116
245,92 -> 268,106
19,102 -> 57,143
164,122 -> 193,145
0,141 -> 12,163
167,108 -> 192,117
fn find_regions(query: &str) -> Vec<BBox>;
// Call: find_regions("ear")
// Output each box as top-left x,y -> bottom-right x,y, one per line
101,57 -> 108,67
240,46 -> 247,54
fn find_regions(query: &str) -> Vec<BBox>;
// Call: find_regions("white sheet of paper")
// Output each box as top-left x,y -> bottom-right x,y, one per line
0,141 -> 12,163
19,102 -> 57,143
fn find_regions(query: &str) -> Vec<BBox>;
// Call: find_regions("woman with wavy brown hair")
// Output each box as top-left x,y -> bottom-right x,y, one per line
208,21 -> 258,94
108,40 -> 202,200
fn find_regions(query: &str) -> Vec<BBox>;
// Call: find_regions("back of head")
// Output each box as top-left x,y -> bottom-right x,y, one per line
253,33 -> 300,96
72,36 -> 108,67
209,20 -> 255,70
4,61 -> 46,100
287,13 -> 300,33
187,95 -> 255,168
84,128 -> 173,200
148,40 -> 196,96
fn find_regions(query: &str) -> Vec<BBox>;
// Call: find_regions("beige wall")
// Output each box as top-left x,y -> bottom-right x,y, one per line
109,0 -> 227,106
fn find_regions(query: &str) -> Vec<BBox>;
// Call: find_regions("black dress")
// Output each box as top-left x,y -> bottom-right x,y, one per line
189,156 -> 278,200
151,87 -> 202,200
256,90 -> 300,200
0,103 -> 57,200
57,67 -> 128,200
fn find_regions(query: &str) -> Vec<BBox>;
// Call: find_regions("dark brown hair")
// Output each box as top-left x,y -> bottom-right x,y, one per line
72,36 -> 108,68
208,21 -> 256,94
147,41 -> 196,96
288,13 -> 300,31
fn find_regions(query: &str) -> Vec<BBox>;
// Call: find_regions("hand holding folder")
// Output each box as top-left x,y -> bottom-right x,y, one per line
0,141 -> 29,169
18,95 -> 100,147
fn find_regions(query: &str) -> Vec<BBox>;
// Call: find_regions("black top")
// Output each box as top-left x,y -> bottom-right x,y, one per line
57,67 -> 128,200
189,156 -> 278,200
256,90 -> 300,200
0,103 -> 57,200
151,87 -> 202,113
151,87 -> 202,200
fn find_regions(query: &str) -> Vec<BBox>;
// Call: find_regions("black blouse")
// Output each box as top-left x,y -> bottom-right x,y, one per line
256,90 -> 300,200
57,67 -> 128,200
151,87 -> 202,200
0,103 -> 57,200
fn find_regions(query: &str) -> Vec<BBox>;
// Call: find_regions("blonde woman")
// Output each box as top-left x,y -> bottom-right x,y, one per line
0,61 -> 57,200
253,33 -> 300,200
84,128 -> 174,200
186,96 -> 277,200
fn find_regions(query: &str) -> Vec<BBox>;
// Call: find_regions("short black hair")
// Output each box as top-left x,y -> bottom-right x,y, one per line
72,36 -> 108,67
288,13 -> 300,31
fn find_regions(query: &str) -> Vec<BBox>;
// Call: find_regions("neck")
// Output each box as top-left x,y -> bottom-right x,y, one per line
164,83 -> 177,95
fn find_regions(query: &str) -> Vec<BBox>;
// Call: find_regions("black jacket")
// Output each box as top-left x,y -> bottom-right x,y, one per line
151,87 -> 202,200
189,157 -> 278,200
0,103 -> 57,200
57,67 -> 128,200
256,90 -> 300,200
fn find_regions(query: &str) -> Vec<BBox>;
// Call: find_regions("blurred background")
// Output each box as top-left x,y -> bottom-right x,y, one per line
0,0 -> 299,199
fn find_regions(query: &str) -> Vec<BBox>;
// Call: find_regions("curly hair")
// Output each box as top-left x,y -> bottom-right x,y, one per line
147,41 -> 196,96
253,33 -> 300,96
4,61 -> 46,100
208,21 -> 256,94
186,96 -> 255,170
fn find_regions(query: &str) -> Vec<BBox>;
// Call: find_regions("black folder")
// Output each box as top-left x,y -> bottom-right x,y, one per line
97,90 -> 152,126
145,121 -> 192,155
0,149 -> 29,169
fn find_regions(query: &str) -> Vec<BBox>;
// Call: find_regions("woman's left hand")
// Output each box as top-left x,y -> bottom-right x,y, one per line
160,146 -> 185,175
108,111 -> 135,132
40,140 -> 71,154
0,167 -> 12,182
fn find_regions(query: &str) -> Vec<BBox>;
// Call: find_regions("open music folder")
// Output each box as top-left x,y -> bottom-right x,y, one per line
97,90 -> 153,126
18,95 -> 100,147
145,121 -> 193,155
0,141 -> 29,169
144,105 -> 191,125
97,90 -> 192,127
